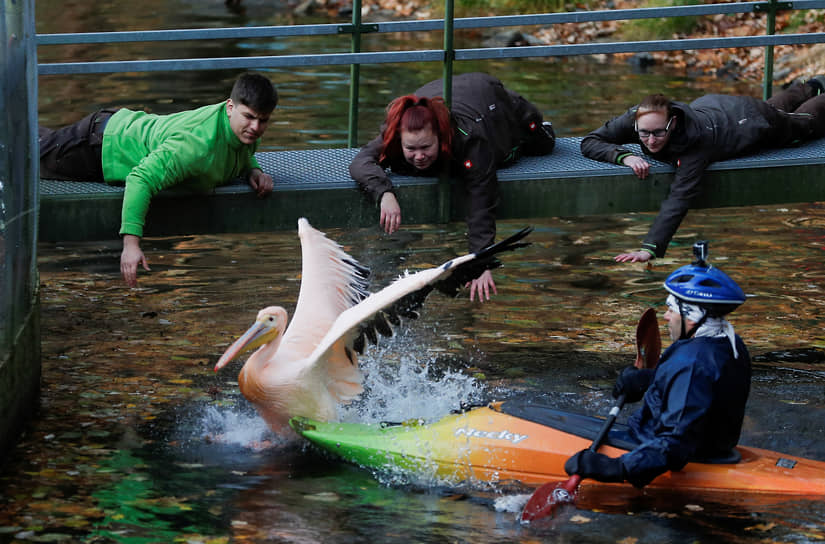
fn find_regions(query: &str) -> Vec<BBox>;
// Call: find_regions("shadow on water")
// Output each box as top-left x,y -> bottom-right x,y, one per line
3,204 -> 824,542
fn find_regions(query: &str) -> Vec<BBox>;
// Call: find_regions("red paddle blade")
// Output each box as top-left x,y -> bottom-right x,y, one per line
635,307 -> 661,369
520,475 -> 581,523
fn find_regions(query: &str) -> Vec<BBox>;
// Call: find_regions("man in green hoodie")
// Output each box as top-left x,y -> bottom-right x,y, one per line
39,72 -> 278,287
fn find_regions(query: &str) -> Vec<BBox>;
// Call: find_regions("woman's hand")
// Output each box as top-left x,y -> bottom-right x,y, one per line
622,155 -> 651,179
614,250 -> 653,263
466,269 -> 497,302
379,192 -> 402,234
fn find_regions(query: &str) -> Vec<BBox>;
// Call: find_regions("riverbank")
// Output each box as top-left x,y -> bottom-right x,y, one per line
319,0 -> 825,84
529,0 -> 825,83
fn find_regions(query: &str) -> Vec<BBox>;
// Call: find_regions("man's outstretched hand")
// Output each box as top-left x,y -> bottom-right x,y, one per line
121,234 -> 151,287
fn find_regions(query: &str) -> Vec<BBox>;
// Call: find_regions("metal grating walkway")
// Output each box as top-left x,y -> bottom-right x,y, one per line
40,136 -> 825,197
37,136 -> 825,241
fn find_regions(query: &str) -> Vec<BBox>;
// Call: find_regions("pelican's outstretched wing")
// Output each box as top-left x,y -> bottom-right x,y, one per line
308,226 -> 534,368
281,218 -> 371,359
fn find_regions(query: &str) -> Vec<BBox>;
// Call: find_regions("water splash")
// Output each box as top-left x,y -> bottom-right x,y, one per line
334,326 -> 490,488
494,493 -> 531,513
197,405 -> 279,447
340,325 -> 485,425
195,325 -> 483,448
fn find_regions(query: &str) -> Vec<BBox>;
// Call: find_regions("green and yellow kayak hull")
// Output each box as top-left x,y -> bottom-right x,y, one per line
290,401 -> 825,497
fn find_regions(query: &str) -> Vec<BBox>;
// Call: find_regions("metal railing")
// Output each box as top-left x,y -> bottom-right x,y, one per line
37,0 -> 825,146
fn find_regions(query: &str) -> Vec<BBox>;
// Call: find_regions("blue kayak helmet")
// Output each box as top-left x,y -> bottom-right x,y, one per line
664,241 -> 746,318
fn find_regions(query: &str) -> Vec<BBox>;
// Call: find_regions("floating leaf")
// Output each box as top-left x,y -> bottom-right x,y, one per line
745,522 -> 777,532
304,492 -> 340,502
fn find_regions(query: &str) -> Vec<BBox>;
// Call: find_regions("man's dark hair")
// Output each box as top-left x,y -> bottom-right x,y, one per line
231,72 -> 278,114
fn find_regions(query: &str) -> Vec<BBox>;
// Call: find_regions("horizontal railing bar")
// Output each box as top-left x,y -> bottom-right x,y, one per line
450,1 -> 825,28
38,50 -> 446,75
36,24 -> 347,45
38,32 -> 825,75
456,32 -> 825,60
37,0 -> 825,45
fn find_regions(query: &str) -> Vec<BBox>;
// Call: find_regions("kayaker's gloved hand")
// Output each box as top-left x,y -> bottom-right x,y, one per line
564,450 -> 625,483
612,366 -> 655,403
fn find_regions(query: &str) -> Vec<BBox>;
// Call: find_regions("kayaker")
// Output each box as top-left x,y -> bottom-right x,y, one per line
564,242 -> 751,488
39,72 -> 278,288
581,76 -> 825,263
348,72 -> 556,302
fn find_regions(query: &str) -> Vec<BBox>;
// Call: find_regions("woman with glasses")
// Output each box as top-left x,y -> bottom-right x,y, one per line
349,72 -> 556,302
580,77 -> 825,264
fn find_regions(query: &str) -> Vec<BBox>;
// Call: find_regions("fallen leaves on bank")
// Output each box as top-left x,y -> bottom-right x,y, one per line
348,0 -> 825,84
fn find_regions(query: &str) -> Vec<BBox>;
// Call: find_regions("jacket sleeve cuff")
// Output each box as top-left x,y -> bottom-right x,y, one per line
640,243 -> 658,258
376,188 -> 395,206
119,223 -> 144,238
616,152 -> 634,165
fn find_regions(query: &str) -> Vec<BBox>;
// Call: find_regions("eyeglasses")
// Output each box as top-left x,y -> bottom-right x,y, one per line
635,116 -> 674,139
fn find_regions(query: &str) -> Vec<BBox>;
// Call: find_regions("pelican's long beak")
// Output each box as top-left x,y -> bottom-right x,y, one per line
214,319 -> 281,371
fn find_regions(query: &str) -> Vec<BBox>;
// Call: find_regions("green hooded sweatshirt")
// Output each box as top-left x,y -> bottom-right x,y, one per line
101,102 -> 261,237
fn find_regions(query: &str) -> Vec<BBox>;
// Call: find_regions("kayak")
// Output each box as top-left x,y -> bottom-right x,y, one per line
289,399 -> 825,497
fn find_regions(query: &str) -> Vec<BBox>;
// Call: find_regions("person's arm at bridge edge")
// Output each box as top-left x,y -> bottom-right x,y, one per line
461,140 -> 499,302
121,234 -> 150,288
580,110 -> 642,170
117,138 -> 194,286
349,134 -> 401,234
118,177 -> 155,287
247,168 -> 273,197
244,151 -> 273,197
624,152 -> 710,263
578,111 -> 657,263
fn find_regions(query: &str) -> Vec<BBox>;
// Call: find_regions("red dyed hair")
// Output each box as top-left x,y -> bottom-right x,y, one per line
379,94 -> 452,163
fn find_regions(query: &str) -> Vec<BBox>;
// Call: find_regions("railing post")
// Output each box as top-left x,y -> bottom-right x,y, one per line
438,0 -> 456,224
442,0 -> 455,107
0,0 -> 42,463
347,0 -> 363,148
762,0 -> 777,100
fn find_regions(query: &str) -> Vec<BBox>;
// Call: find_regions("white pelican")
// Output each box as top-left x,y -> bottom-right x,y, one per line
215,218 -> 532,434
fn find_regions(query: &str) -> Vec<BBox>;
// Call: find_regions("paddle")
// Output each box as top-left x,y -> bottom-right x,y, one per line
520,307 -> 661,523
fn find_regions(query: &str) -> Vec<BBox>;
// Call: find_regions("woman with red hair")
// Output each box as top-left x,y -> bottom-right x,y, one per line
350,72 -> 555,302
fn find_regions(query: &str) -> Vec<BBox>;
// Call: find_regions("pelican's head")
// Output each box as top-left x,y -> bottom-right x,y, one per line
214,306 -> 288,371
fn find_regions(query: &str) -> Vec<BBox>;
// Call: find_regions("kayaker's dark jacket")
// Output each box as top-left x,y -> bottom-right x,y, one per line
349,72 -> 554,253
580,94 -> 786,258
621,335 -> 751,488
